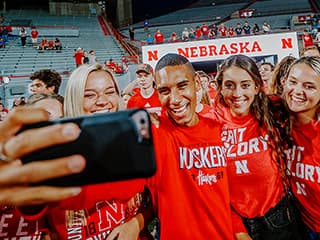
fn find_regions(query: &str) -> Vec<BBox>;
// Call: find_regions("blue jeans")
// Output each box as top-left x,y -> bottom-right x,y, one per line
306,228 -> 320,240
242,195 -> 307,240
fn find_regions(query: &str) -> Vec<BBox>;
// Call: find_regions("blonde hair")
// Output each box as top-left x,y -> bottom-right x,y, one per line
64,64 -> 122,117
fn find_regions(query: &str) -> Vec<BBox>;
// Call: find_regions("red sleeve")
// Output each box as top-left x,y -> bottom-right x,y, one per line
231,208 -> 248,233
57,179 -> 146,210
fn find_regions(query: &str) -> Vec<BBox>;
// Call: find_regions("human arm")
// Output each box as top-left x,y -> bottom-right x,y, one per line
231,208 -> 252,240
0,106 -> 86,206
106,199 -> 154,240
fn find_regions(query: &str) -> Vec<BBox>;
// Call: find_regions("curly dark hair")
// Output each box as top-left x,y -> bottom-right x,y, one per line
30,69 -> 62,94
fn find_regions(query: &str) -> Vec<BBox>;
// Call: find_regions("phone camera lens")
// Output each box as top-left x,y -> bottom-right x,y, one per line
140,118 -> 146,124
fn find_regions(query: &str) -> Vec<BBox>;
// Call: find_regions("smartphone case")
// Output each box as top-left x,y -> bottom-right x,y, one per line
20,108 -> 156,186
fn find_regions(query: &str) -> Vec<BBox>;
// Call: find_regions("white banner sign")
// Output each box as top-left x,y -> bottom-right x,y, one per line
142,32 -> 299,68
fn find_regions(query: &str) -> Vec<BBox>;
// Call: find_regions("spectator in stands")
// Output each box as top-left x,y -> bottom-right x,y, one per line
54,37 -> 62,51
252,23 -> 260,34
105,58 -> 124,74
243,21 -> 251,35
195,25 -> 202,39
129,26 -> 135,40
259,62 -> 275,95
2,26 -> 8,43
39,37 -> 48,51
218,23 -> 227,38
235,22 -> 243,36
208,27 -> 216,39
30,69 -> 62,94
144,19 -> 149,33
73,47 -> 84,67
169,31 -> 179,43
145,33 -> 154,44
0,13 -> 4,25
19,27 -> 27,47
228,27 -> 235,38
31,27 -> 39,48
188,27 -> 195,40
196,70 -> 216,103
0,37 -> 5,48
201,23 -> 209,39
88,49 -> 97,64
82,51 -> 89,64
154,29 -> 164,44
27,93 -> 64,120
0,101 -> 8,121
211,23 -> 218,36
262,21 -> 271,34
300,45 -> 320,57
48,39 -> 54,50
302,29 -> 314,48
181,27 -> 189,41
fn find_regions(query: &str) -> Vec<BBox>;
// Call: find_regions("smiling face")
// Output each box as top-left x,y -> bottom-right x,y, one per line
136,71 -> 154,90
221,66 -> 259,117
156,64 -> 200,126
283,63 -> 320,124
83,70 -> 119,115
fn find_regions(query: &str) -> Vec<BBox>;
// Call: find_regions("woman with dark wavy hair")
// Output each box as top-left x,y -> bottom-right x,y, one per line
214,54 -> 305,240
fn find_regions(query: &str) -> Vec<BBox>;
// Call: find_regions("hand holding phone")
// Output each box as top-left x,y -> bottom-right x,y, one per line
20,108 -> 156,186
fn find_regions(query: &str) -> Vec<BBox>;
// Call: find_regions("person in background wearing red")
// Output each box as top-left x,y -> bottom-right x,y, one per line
283,56 -> 320,240
39,37 -> 48,51
169,31 -> 179,42
110,53 -> 234,239
154,29 -> 164,44
127,63 -> 162,116
218,23 -> 228,37
195,25 -> 202,40
0,101 -> 8,121
31,27 -> 39,48
214,54 -> 306,240
47,39 -> 54,50
73,47 -> 84,67
302,30 -> 314,48
228,27 -> 235,37
201,23 -> 209,39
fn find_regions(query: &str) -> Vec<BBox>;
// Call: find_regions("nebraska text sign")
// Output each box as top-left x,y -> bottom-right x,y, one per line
142,32 -> 299,68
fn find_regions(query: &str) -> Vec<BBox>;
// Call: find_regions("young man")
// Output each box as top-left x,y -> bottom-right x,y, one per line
259,62 -> 274,95
127,63 -> 162,116
148,53 -> 233,239
30,69 -> 62,94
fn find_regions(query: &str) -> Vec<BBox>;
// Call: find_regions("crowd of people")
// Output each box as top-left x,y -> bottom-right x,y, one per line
0,47 -> 319,240
141,20 -> 273,45
1,9 -> 320,240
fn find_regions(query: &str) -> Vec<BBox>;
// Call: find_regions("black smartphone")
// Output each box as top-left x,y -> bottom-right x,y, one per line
20,108 -> 156,186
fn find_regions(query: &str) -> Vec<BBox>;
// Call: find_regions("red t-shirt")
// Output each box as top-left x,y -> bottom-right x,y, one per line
127,89 -> 162,116
31,30 -> 38,39
74,52 -> 84,65
288,120 -> 320,232
213,105 -> 284,233
219,26 -> 227,37
201,25 -> 209,36
46,179 -> 147,239
302,33 -> 314,47
0,207 -> 49,238
154,32 -> 164,43
147,114 -> 234,239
